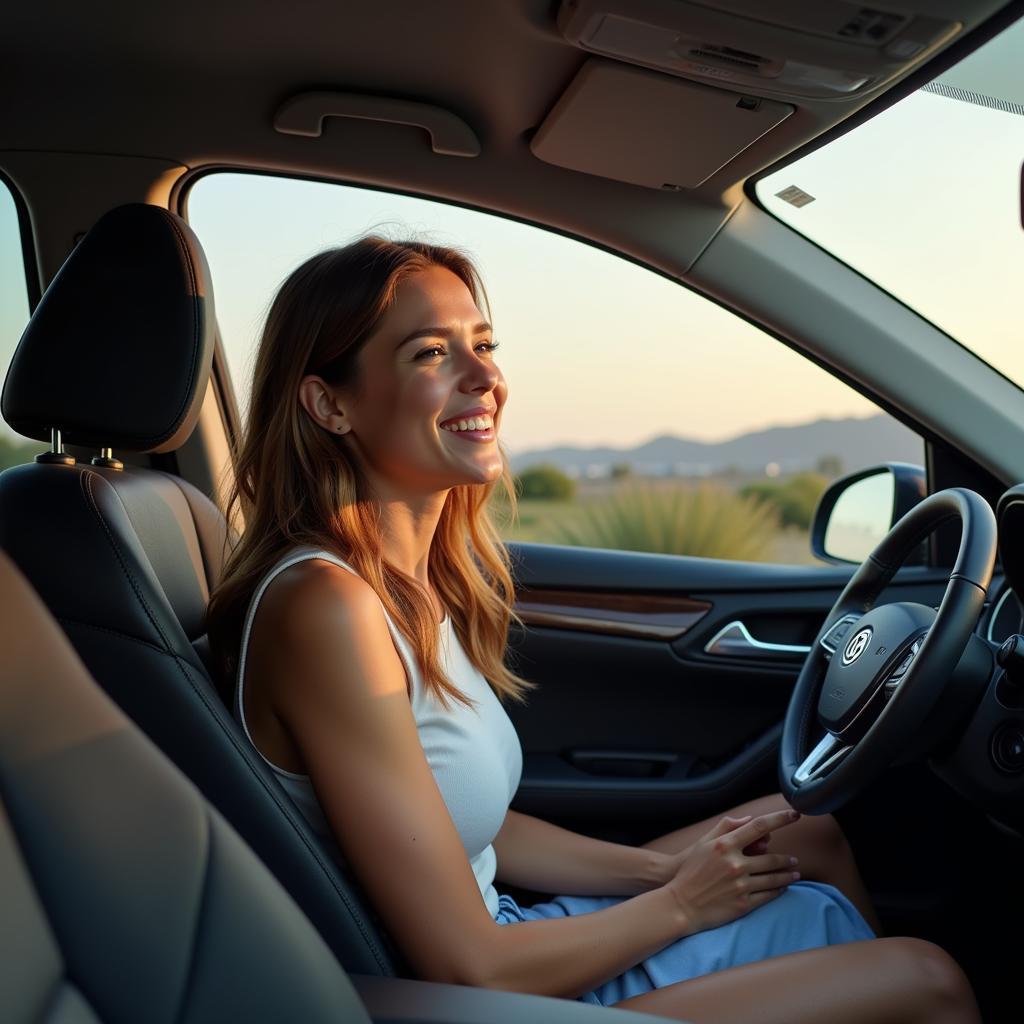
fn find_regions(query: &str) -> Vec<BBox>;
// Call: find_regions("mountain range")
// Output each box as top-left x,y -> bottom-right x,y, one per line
509,415 -> 922,479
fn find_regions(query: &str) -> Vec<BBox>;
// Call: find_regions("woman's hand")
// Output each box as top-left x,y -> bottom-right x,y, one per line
665,810 -> 802,935
661,822 -> 773,880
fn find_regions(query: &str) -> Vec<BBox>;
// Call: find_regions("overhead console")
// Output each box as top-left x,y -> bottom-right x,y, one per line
556,0 -> 961,100
532,0 -> 967,190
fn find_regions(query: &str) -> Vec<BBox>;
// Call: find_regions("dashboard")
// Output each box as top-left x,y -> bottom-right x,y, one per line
931,566 -> 1024,835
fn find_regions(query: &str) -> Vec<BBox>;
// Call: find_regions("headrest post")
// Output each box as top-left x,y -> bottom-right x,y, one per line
34,427 -> 76,466
91,447 -> 124,471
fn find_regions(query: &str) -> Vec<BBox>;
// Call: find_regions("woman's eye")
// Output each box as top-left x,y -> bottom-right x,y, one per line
413,339 -> 497,360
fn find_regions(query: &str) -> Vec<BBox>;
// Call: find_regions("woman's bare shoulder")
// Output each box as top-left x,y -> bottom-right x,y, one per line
253,555 -> 403,703
260,555 -> 381,632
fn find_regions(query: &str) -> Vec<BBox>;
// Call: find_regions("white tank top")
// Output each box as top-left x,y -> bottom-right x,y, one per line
232,544 -> 523,919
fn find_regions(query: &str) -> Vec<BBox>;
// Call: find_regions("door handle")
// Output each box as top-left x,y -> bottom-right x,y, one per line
703,621 -> 810,659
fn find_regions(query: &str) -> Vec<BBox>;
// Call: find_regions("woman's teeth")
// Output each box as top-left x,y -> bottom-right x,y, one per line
441,415 -> 494,432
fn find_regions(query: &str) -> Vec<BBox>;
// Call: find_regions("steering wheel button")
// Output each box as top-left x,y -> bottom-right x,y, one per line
821,615 -> 859,652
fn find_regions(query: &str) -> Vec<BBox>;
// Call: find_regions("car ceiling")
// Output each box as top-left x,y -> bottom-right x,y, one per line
2,0 -> 1018,280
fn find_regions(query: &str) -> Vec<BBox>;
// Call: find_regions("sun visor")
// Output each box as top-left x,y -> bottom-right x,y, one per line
531,59 -> 793,190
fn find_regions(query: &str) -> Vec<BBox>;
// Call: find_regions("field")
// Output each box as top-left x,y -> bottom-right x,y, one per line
494,476 -> 826,565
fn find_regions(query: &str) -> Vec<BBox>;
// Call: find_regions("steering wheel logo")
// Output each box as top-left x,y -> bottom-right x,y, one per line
842,628 -> 873,666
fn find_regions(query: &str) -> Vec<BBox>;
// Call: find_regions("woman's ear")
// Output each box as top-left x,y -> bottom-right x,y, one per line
298,375 -> 351,435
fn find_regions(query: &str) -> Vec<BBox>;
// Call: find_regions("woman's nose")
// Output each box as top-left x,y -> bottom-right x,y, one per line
460,350 -> 500,393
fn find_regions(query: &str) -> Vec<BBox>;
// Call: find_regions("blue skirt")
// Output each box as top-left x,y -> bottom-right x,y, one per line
494,881 -> 874,1007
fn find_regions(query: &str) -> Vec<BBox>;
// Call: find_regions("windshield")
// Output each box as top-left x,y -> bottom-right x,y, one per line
757,17 -> 1024,389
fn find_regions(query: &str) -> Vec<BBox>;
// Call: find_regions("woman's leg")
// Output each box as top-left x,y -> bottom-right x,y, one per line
614,937 -> 979,1024
642,792 -> 883,935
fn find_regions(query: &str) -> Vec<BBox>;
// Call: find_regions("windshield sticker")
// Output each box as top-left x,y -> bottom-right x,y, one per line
775,185 -> 816,208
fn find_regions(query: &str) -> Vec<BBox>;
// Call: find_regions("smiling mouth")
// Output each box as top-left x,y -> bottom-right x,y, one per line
441,424 -> 496,443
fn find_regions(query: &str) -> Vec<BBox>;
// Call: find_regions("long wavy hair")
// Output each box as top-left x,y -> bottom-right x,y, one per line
206,236 -> 533,709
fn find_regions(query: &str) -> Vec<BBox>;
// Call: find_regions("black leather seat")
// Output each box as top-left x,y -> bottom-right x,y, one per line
0,551 -> 670,1024
0,204 -> 398,977
0,550 -> 373,1024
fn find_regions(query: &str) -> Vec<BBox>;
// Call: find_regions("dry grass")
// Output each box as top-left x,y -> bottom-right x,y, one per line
493,481 -> 805,561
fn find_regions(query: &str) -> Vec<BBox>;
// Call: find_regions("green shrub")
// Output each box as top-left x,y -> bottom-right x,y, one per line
551,483 -> 779,560
740,472 -> 828,530
514,464 -> 576,501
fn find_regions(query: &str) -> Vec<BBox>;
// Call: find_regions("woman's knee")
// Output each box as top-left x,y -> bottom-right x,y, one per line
790,809 -> 850,866
882,938 -> 977,1015
801,810 -> 845,845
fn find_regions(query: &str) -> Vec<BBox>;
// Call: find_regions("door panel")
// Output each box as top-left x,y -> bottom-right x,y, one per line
506,542 -> 952,842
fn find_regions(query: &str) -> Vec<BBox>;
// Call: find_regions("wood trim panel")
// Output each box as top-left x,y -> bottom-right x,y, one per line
514,588 -> 711,641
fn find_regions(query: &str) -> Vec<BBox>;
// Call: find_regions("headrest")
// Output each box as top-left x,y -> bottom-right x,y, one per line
1,204 -> 216,454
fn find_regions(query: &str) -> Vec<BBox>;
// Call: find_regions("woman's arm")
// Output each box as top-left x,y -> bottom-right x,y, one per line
263,562 -> 794,998
493,809 -> 674,896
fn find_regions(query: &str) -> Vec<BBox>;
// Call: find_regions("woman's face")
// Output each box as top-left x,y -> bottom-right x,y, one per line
312,265 -> 507,497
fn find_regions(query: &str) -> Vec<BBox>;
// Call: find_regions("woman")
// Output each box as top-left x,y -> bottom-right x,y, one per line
206,237 -> 979,1022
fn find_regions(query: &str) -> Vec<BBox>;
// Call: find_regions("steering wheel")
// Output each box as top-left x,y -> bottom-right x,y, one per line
780,488 -> 997,814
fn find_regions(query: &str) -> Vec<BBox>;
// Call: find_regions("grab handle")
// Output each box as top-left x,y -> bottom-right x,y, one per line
274,91 -> 481,157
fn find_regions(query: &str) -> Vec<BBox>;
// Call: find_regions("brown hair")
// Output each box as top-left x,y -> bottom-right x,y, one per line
206,235 -> 533,709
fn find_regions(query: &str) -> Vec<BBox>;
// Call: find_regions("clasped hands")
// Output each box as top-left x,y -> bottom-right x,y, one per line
664,809 -> 803,934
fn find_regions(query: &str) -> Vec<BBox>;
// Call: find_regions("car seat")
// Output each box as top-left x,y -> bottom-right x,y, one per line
0,204 -> 398,976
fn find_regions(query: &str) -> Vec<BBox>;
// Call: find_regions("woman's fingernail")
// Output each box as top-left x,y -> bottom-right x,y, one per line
790,857 -> 798,865
789,810 -> 801,820
792,871 -> 801,880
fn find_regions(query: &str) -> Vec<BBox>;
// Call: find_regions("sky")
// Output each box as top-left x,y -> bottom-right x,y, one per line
1,18 -> 1020,454
183,172 -> 886,454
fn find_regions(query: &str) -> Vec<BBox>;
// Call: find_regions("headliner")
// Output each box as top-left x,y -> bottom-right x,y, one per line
1,0 -> 1019,275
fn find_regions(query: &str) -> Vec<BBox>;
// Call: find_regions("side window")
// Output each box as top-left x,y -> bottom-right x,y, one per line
186,173 -> 922,564
0,177 -> 40,470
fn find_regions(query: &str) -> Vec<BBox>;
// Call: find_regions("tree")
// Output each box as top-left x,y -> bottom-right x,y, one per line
515,464 -> 576,501
610,462 -> 632,480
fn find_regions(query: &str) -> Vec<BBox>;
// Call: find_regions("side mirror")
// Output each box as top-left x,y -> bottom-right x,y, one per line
811,463 -> 927,565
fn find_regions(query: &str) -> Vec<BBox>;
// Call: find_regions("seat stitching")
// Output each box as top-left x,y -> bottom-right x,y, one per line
171,802 -> 213,1024
59,616 -> 176,657
79,471 -> 391,971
